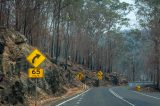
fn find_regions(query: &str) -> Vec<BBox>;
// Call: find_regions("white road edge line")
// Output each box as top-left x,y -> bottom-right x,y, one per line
133,91 -> 160,100
56,89 -> 90,106
109,88 -> 135,106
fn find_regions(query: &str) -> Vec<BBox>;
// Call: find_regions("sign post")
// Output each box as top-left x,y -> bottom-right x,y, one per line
35,78 -> 37,106
76,72 -> 85,89
26,48 -> 46,106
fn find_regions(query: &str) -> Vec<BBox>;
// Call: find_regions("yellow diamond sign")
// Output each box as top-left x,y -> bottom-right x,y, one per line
97,71 -> 103,80
76,72 -> 84,81
26,49 -> 46,67
28,68 -> 44,78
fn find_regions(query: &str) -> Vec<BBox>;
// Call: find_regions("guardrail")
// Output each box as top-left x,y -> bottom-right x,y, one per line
128,81 -> 154,87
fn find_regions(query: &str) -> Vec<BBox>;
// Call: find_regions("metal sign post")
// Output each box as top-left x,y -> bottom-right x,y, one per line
26,48 -> 46,106
35,78 -> 37,106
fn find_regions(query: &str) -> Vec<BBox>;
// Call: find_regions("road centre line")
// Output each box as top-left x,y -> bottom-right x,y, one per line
133,91 -> 160,100
79,97 -> 83,100
56,89 -> 90,106
78,99 -> 82,102
109,88 -> 135,106
76,101 -> 80,104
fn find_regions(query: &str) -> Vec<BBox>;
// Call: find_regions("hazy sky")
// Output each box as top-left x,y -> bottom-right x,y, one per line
120,0 -> 139,29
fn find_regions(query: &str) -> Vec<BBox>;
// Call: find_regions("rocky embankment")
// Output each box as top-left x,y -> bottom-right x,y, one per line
0,28 -> 86,105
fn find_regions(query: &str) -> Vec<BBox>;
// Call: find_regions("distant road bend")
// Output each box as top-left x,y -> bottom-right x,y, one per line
53,86 -> 160,106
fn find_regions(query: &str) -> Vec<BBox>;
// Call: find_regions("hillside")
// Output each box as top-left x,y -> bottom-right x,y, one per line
0,28 -> 126,106
0,28 -> 84,105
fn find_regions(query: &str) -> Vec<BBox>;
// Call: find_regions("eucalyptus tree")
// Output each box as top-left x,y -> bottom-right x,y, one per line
136,0 -> 160,87
65,0 -> 131,70
0,0 -> 133,75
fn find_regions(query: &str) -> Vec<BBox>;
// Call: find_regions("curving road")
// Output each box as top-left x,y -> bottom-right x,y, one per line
52,86 -> 160,106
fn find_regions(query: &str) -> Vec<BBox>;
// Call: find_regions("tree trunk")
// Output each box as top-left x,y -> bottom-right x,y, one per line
55,0 -> 62,64
15,0 -> 20,31
65,20 -> 69,69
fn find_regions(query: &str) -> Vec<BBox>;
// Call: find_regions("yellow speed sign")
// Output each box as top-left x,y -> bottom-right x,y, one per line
28,68 -> 44,78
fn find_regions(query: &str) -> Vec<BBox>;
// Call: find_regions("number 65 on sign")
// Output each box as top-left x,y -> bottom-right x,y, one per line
28,68 -> 44,78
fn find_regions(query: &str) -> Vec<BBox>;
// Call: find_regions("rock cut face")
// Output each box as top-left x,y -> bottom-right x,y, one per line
0,28 -> 28,76
0,42 -> 4,54
0,32 -> 5,54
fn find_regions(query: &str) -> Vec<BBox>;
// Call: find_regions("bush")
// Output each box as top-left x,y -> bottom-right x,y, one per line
45,70 -> 60,94
2,81 -> 25,105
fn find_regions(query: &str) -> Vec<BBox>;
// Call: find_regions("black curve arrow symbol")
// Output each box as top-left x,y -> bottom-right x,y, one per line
32,54 -> 40,63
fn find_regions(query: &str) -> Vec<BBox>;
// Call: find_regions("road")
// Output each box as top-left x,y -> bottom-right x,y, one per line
53,86 -> 160,106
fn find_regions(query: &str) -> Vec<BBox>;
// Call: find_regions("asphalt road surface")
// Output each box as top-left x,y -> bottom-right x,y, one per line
53,86 -> 160,106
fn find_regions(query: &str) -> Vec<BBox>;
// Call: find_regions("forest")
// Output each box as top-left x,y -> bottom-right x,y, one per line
0,0 -> 160,90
